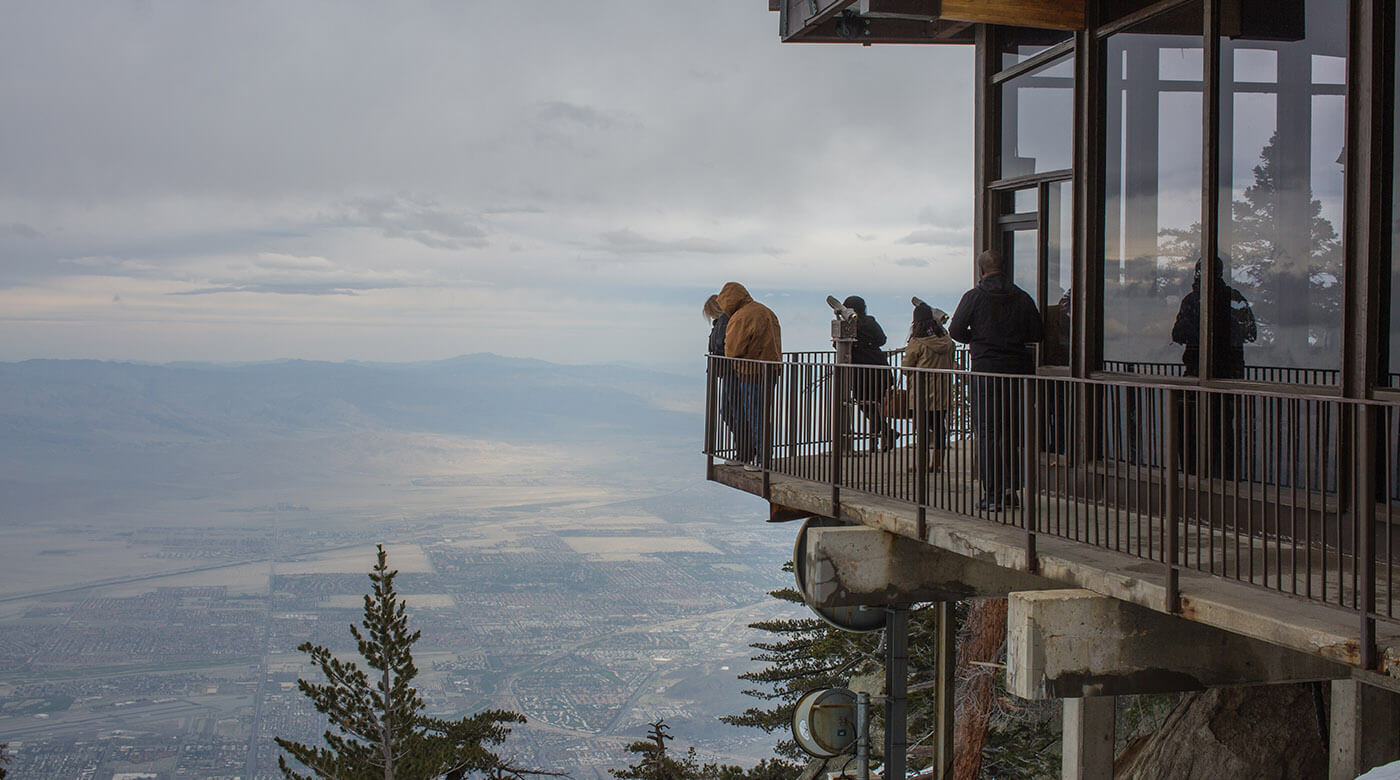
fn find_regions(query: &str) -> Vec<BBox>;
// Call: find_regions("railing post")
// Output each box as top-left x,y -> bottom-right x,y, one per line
1165,387 -> 1182,613
1357,402 -> 1377,669
914,369 -> 929,539
1023,376 -> 1039,573
830,361 -> 843,516
787,357 -> 799,463
761,362 -> 772,500
704,355 -> 717,482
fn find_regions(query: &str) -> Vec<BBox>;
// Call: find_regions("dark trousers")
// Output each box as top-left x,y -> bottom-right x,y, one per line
735,377 -> 773,464
971,375 -> 1024,497
1180,391 -> 1240,479
923,410 -> 948,450
844,364 -> 893,446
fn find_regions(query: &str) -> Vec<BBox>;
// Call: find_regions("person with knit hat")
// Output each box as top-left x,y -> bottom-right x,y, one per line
840,295 -> 897,453
902,301 -> 956,473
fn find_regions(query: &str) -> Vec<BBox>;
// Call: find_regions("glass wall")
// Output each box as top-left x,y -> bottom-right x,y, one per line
1000,54 -> 1074,178
1101,4 -> 1204,374
1218,0 -> 1346,383
1393,6 -> 1400,388
1044,181 -> 1073,367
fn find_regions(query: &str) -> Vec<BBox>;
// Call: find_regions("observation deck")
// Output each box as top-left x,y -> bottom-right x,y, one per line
704,350 -> 1400,685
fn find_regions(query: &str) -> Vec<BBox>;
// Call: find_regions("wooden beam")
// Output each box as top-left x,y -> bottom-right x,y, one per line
938,0 -> 1085,31
789,16 -> 977,43
858,0 -> 939,19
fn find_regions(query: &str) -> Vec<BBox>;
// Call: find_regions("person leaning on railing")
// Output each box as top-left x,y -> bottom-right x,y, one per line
949,250 -> 1043,511
902,301 -> 955,474
717,281 -> 782,471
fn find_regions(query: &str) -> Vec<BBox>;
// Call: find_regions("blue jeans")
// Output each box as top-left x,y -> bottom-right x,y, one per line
735,378 -> 771,464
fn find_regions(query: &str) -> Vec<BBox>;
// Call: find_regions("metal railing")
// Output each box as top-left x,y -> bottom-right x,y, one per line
704,352 -> 1400,670
1101,359 -> 1343,386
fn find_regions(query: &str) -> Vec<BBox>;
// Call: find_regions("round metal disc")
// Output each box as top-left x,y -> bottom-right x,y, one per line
791,687 -> 857,758
793,518 -> 886,633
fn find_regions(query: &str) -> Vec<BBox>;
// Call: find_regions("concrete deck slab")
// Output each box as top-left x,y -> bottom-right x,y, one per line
713,461 -> 1400,684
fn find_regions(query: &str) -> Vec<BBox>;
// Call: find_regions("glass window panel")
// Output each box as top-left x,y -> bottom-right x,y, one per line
1159,47 -> 1203,81
999,54 -> 1074,178
999,27 -> 1073,70
1219,0 -> 1346,384
1008,227 -> 1041,338
1312,55 -> 1346,85
1013,188 -> 1037,214
1233,49 -> 1277,83
1102,8 -> 1204,376
1045,181 -> 1073,367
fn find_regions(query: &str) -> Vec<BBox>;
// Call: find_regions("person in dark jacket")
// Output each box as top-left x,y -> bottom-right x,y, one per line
705,294 -> 739,456
1171,259 -> 1257,478
842,295 -> 897,453
950,250 -> 1043,511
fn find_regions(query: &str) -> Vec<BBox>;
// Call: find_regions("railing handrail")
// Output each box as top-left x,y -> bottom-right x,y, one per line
709,354 -> 1396,408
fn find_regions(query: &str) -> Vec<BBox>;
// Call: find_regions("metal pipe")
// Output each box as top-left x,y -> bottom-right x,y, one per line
856,691 -> 870,780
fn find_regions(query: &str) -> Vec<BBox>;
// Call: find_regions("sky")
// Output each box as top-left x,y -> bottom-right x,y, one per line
0,2 -> 975,372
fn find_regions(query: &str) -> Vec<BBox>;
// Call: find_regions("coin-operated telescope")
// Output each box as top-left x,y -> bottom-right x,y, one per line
827,295 -> 857,365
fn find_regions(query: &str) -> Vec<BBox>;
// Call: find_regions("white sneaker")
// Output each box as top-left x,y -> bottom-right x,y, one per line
742,462 -> 762,472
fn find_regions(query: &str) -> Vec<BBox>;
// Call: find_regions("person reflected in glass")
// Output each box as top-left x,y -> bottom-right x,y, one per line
704,294 -> 740,463
902,302 -> 955,474
1171,259 -> 1257,478
841,295 -> 898,453
950,250 -> 1043,511
718,282 -> 782,472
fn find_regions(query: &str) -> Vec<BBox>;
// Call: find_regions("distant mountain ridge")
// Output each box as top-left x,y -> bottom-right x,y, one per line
0,353 -> 700,446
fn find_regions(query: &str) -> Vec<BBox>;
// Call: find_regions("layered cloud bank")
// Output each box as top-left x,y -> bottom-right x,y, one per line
0,2 -> 974,366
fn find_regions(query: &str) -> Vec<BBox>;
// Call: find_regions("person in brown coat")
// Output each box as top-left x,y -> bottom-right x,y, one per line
717,282 -> 782,470
902,301 -> 956,473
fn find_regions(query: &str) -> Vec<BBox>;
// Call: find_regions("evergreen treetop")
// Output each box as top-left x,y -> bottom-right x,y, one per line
276,544 -> 535,780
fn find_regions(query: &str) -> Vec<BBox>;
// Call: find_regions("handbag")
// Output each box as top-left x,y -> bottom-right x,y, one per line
881,387 -> 912,419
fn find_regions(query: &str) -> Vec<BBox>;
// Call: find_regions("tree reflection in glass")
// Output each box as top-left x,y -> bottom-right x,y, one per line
1218,0 -> 1346,382
1101,6 -> 1203,374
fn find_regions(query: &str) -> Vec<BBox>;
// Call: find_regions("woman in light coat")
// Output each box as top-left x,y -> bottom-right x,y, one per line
903,301 -> 955,473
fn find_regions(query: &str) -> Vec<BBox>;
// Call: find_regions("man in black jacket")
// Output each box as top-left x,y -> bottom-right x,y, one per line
949,250 -> 1043,511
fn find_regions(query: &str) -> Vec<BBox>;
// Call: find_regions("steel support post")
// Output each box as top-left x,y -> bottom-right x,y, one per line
1022,377 -> 1039,572
1357,403 -> 1377,669
885,607 -> 909,779
856,691 -> 871,780
935,601 -> 954,780
1166,388 -> 1182,613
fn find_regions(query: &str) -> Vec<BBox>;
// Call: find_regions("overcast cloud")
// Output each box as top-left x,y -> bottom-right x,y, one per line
0,2 -> 974,370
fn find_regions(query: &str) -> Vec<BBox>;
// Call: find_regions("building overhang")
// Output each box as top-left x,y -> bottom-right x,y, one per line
772,0 -> 1085,44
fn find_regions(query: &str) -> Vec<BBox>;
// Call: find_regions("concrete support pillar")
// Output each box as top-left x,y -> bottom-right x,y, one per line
1063,696 -> 1115,780
1329,679 -> 1400,779
1008,589 -> 1346,699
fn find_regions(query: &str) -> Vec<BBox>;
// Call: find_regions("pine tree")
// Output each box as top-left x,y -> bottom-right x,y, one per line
276,544 -> 532,780
611,721 -> 800,780
611,720 -> 698,780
